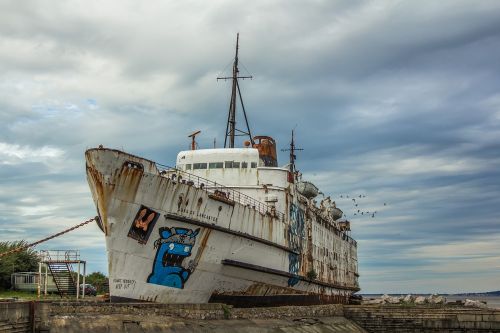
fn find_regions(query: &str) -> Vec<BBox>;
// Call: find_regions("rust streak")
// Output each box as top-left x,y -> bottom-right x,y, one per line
192,228 -> 211,268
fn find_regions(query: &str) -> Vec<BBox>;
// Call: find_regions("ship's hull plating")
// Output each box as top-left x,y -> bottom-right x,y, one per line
85,148 -> 359,304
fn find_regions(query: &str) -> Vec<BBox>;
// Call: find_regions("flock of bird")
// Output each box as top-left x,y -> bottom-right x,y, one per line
336,194 -> 388,220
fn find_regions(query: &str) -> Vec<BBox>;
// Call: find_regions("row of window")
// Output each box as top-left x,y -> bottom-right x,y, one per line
184,161 -> 258,170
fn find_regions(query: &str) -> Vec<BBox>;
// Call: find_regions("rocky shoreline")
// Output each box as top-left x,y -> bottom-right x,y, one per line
362,294 -> 491,308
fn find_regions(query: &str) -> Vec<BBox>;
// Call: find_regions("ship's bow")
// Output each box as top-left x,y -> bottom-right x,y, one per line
85,147 -> 156,234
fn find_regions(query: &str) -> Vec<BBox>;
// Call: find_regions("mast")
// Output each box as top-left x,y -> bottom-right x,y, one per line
228,33 -> 239,148
289,130 -> 295,174
218,33 -> 253,148
282,129 -> 303,182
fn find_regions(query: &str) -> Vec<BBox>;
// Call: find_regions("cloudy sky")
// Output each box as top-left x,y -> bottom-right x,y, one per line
1,0 -> 499,294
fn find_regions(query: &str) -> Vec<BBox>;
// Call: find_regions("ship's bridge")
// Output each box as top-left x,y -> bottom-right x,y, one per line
176,148 -> 287,188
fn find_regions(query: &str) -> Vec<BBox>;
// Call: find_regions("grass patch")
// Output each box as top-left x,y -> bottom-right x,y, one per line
0,290 -> 61,300
221,304 -> 231,319
0,290 -> 98,301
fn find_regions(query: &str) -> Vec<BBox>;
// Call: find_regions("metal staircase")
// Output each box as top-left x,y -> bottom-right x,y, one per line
39,250 -> 84,298
46,262 -> 77,297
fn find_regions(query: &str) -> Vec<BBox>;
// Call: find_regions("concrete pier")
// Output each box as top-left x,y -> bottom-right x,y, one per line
1,300 -> 499,332
345,305 -> 500,332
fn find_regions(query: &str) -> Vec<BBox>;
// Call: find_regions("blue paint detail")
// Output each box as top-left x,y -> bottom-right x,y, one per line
288,276 -> 300,287
288,253 -> 301,287
147,227 -> 200,289
287,203 -> 305,287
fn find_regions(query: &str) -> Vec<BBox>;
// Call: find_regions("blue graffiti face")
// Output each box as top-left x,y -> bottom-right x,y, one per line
165,243 -> 192,256
147,227 -> 200,289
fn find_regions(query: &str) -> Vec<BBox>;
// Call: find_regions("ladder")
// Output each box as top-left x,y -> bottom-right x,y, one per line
46,262 -> 77,297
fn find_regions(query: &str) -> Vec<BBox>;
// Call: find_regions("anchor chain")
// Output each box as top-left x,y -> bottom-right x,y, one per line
0,216 -> 99,258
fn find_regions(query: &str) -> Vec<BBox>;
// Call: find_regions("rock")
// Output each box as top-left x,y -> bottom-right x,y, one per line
388,296 -> 401,304
426,294 -> 444,303
380,294 -> 401,304
414,296 -> 427,304
429,295 -> 446,304
464,299 -> 488,308
363,298 -> 383,305
403,294 -> 415,303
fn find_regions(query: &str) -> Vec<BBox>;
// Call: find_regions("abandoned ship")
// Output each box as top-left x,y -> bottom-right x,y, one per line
85,34 -> 359,305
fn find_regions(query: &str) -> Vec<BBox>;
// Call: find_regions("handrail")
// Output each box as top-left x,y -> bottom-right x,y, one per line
155,163 -> 285,221
39,250 -> 80,262
152,163 -> 355,246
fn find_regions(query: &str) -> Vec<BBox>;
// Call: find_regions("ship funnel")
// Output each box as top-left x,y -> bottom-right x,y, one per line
252,136 -> 277,167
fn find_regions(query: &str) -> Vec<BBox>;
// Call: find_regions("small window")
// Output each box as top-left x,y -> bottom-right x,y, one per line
251,162 -> 257,168
233,161 -> 240,168
185,164 -> 192,170
241,161 -> 248,168
209,162 -> 223,169
225,161 -> 233,168
193,163 -> 207,170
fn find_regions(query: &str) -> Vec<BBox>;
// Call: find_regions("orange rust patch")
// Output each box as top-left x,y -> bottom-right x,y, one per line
116,164 -> 143,202
192,228 -> 211,268
86,164 -> 115,235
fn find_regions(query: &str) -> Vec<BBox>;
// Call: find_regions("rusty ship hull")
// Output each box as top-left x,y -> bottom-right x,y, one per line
85,147 -> 359,305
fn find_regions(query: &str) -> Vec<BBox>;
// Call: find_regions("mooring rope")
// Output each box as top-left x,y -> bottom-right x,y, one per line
0,216 -> 98,258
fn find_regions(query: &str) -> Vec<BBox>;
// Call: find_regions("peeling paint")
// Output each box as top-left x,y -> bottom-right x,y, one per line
85,147 -> 359,304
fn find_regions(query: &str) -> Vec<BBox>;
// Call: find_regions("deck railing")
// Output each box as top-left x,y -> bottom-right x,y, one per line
39,250 -> 80,262
155,163 -> 285,221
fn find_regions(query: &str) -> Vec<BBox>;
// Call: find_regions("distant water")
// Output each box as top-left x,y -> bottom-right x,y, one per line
361,294 -> 500,309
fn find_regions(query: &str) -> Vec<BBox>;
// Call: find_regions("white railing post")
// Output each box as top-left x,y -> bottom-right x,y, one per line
82,261 -> 86,299
76,262 -> 80,300
37,262 -> 41,299
44,264 -> 48,295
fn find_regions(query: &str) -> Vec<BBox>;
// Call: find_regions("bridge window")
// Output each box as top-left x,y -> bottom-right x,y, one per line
233,161 -> 240,168
209,162 -> 223,169
251,162 -> 257,168
193,163 -> 207,170
185,164 -> 192,170
241,162 -> 248,168
225,161 -> 235,168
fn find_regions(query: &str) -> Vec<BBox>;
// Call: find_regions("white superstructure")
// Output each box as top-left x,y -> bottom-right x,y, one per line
175,148 -> 289,214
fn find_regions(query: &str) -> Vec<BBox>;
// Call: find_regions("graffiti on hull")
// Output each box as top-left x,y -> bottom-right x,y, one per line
127,205 -> 159,244
147,227 -> 200,289
288,203 -> 305,286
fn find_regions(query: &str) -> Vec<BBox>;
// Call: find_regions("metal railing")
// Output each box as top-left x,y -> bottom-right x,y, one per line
155,163 -> 285,221
39,250 -> 80,262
